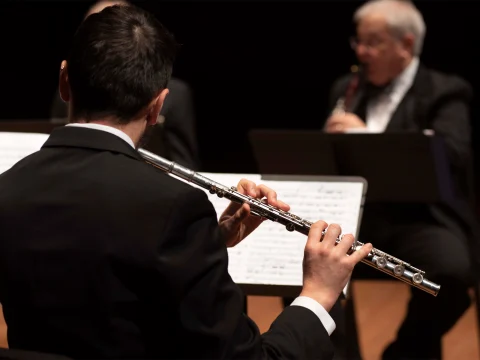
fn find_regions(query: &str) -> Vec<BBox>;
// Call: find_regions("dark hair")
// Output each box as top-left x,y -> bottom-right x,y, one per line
67,5 -> 178,124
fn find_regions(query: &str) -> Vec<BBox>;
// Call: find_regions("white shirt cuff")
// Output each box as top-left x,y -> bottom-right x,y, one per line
290,296 -> 336,336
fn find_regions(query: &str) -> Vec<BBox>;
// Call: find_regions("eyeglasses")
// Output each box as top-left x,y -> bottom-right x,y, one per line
350,36 -> 386,52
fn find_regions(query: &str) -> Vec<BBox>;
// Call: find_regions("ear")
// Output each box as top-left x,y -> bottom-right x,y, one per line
146,88 -> 169,126
400,33 -> 415,57
59,60 -> 70,103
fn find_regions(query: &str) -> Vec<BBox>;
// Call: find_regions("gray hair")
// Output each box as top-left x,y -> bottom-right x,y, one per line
353,0 -> 426,56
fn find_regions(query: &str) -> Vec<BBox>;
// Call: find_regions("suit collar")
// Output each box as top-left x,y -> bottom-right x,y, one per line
65,123 -> 135,149
42,126 -> 143,161
384,63 -> 431,131
390,57 -> 419,92
407,64 -> 433,129
408,63 -> 432,96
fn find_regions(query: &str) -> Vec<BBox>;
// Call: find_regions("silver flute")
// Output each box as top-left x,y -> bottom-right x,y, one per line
138,148 -> 441,297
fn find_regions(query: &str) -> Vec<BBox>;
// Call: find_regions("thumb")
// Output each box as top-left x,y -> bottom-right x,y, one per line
223,203 -> 250,230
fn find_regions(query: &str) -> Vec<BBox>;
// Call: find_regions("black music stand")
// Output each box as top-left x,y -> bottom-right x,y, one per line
249,129 -> 454,204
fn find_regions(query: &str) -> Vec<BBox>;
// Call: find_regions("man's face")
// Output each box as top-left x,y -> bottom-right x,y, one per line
353,14 -> 407,86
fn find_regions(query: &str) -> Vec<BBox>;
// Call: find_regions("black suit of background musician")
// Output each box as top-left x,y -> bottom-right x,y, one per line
288,1 -> 478,359
329,38 -> 476,360
329,63 -> 476,358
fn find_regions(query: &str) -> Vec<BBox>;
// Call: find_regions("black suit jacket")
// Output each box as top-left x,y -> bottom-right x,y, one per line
50,78 -> 200,170
0,127 -> 333,360
329,64 -> 479,270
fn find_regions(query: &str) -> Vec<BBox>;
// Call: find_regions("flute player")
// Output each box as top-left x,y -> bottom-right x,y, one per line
0,4 -> 372,359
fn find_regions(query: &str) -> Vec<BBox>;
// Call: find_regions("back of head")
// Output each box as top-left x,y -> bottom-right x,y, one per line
67,4 -> 177,124
353,0 -> 426,56
84,0 -> 129,19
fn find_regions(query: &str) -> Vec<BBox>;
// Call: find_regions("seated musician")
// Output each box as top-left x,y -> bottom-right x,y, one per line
0,4 -> 372,359
50,0 -> 200,170
323,0 -> 476,359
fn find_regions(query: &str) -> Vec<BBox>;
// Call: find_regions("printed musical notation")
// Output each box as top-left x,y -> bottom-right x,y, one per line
199,173 -> 365,287
0,132 -> 49,175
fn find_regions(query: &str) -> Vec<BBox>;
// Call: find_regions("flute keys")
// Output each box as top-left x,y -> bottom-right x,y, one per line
250,209 -> 263,217
412,273 -> 424,284
393,264 -> 405,276
286,223 -> 295,232
376,256 -> 387,268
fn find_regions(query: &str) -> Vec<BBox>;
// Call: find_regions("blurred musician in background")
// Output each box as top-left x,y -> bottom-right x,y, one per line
0,4 -> 372,359
324,0 -> 476,359
50,0 -> 200,170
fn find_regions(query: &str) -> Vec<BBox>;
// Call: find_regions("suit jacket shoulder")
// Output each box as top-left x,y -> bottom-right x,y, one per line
125,154 -> 200,199
419,67 -> 472,102
408,65 -> 473,139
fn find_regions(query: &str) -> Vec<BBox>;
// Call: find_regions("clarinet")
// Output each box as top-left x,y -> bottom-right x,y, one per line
138,148 -> 441,297
332,64 -> 361,115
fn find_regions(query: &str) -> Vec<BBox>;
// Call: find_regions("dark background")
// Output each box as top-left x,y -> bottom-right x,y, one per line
1,1 -> 478,181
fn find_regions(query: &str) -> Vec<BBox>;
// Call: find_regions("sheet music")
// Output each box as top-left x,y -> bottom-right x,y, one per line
198,173 -> 365,287
0,132 -> 49,175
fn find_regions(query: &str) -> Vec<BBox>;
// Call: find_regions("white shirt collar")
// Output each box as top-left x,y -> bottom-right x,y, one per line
66,123 -> 136,149
391,56 -> 419,92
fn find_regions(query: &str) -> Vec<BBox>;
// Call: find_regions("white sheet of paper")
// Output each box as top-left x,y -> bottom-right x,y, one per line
0,132 -> 49,175
195,173 -> 365,292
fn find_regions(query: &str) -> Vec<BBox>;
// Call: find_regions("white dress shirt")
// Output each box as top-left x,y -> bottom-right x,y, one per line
65,122 -> 337,335
66,122 -> 136,148
345,57 -> 419,134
